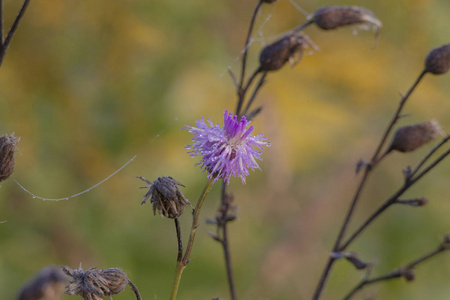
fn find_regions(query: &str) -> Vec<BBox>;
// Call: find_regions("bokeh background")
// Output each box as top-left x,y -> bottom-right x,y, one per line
1,0 -> 450,299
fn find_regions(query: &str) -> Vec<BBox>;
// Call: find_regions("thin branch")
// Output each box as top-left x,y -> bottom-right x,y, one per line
312,71 -> 428,300
239,0 -> 263,90
128,280 -> 143,300
236,67 -> 261,117
174,218 -> 183,262
293,19 -> 314,32
0,0 -> 4,45
343,244 -> 448,300
412,148 -> 450,183
410,136 -> 450,178
243,71 -> 267,116
0,0 -> 31,67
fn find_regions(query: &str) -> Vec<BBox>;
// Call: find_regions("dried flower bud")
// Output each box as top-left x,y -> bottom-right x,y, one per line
344,252 -> 368,270
259,32 -> 317,72
63,266 -> 131,299
312,6 -> 382,31
18,267 -> 66,300
138,176 -> 190,219
402,268 -> 415,281
425,44 -> 450,75
389,120 -> 443,153
395,197 -> 428,207
0,133 -> 18,182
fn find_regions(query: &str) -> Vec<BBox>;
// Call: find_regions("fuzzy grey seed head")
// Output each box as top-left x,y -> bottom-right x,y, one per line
18,267 -> 66,300
138,176 -> 190,219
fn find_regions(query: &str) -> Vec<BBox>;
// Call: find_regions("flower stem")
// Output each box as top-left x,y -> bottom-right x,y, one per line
169,177 -> 215,300
0,0 -> 31,67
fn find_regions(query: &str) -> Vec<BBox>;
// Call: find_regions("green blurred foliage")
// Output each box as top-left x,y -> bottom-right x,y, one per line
1,0 -> 449,299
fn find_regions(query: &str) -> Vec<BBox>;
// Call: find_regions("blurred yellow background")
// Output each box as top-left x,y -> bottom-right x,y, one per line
1,0 -> 450,299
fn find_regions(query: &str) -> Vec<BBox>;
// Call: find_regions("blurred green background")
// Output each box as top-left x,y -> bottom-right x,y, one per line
1,0 -> 450,299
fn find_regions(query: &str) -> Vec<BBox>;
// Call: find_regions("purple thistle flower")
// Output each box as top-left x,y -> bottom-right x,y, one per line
186,110 -> 270,184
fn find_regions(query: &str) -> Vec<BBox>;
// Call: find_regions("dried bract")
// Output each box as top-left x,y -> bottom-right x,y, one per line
63,266 -> 129,300
18,267 -> 66,300
389,120 -> 443,153
425,44 -> 450,75
138,176 -> 190,219
312,6 -> 382,32
259,32 -> 316,71
0,133 -> 18,182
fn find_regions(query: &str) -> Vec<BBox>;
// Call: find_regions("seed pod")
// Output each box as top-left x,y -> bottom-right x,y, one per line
18,267 -> 66,300
0,133 -> 18,182
63,266 -> 132,299
259,32 -> 316,71
312,6 -> 382,31
425,44 -> 450,75
138,176 -> 190,219
389,120 -> 443,153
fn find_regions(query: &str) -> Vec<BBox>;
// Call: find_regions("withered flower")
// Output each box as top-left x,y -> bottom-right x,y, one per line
63,266 -> 138,300
388,120 -> 443,153
0,133 -> 18,182
18,267 -> 66,300
138,176 -> 190,218
312,6 -> 382,32
259,31 -> 317,71
425,44 -> 450,75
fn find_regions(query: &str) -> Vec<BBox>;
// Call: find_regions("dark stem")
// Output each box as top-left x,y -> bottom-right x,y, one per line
410,136 -> 450,178
128,280 -> 143,300
343,246 -> 447,300
0,0 -> 31,67
175,218 -> 183,262
237,67 -> 261,117
311,71 -> 428,300
239,0 -> 263,90
0,0 -> 3,45
219,180 -> 238,300
293,19 -> 314,32
412,148 -> 450,183
243,71 -> 267,116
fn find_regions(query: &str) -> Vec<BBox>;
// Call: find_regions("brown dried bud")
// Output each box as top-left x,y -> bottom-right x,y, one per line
63,266 -> 130,299
18,267 -> 66,300
312,6 -> 382,31
138,176 -> 190,219
402,268 -> 415,281
259,31 -> 317,72
395,197 -> 428,207
425,44 -> 450,75
389,120 -> 443,153
0,133 -> 18,182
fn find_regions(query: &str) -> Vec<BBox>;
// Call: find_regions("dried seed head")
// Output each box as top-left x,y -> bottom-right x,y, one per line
18,267 -> 66,300
0,133 -> 18,182
312,6 -> 382,32
389,120 -> 443,153
425,44 -> 450,75
259,32 -> 317,72
63,266 -> 130,299
138,176 -> 190,219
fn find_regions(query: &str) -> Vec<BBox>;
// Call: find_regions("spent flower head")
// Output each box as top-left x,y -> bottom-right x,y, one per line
186,110 -> 270,184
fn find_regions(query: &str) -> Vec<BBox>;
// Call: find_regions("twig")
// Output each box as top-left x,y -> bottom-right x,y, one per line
175,218 -> 183,262
237,67 -> 261,117
0,0 -> 4,45
343,243 -> 449,300
293,19 -> 314,32
128,280 -> 143,300
243,71 -> 267,116
0,0 -> 31,67
312,70 -> 428,300
410,136 -> 450,178
170,178 -> 215,300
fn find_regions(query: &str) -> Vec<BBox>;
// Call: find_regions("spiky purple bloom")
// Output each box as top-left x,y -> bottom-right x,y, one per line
186,110 -> 270,184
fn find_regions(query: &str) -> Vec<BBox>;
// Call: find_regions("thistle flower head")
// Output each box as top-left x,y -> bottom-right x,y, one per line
186,110 -> 270,184
312,6 -> 382,31
388,120 -> 443,153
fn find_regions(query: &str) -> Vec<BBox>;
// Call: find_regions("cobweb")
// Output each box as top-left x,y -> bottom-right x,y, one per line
12,0 -> 310,201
